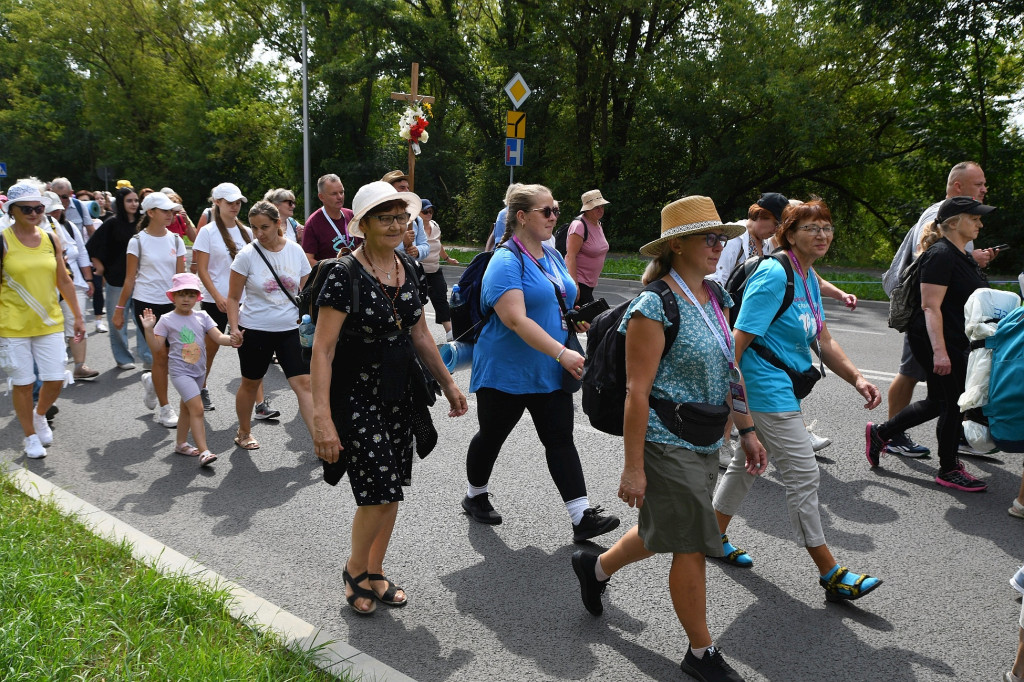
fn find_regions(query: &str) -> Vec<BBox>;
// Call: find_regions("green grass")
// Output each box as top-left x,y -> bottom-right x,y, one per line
0,476 -> 343,682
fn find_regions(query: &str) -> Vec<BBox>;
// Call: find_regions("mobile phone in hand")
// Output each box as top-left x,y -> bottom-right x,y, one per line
992,244 -> 1011,252
566,298 -> 610,326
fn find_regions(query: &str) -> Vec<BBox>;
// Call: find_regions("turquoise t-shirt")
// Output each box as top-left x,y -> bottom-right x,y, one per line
618,284 -> 734,454
734,257 -> 824,412
470,245 -> 578,394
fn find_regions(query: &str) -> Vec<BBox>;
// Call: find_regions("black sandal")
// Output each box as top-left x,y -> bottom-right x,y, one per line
343,566 -> 377,615
368,573 -> 408,607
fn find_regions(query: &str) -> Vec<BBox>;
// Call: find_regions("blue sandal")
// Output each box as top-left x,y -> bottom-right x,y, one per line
820,565 -> 882,602
719,534 -> 753,568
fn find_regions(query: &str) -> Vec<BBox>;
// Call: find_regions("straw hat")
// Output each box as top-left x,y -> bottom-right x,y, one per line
639,196 -> 746,257
349,181 -> 421,239
581,189 -> 610,212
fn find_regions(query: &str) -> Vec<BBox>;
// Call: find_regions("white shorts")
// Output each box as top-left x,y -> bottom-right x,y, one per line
61,290 -> 89,338
0,332 -> 67,385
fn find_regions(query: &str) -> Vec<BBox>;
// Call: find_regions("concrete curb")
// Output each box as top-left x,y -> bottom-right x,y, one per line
4,461 -> 416,682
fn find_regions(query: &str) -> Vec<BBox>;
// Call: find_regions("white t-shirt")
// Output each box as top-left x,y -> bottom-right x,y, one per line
127,231 -> 186,304
230,240 -> 310,331
192,223 -> 252,299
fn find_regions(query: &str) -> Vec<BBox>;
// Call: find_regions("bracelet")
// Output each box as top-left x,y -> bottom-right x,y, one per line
115,305 -> 126,310
738,426 -> 756,436
555,346 -> 567,363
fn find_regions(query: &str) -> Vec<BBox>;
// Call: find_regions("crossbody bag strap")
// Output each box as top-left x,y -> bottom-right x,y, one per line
252,243 -> 300,310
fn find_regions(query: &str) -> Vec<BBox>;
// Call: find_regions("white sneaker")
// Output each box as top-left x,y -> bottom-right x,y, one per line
32,411 -> 53,446
808,431 -> 832,452
141,372 -> 157,410
718,441 -> 734,470
23,434 -> 46,458
156,404 -> 178,428
95,317 -> 108,333
116,362 -> 136,370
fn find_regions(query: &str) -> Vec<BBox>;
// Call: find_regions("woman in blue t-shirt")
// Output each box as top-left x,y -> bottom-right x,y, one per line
461,184 -> 619,543
714,199 -> 886,603
570,195 -> 765,680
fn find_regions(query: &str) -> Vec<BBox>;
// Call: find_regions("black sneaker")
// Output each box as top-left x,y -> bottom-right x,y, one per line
45,404 -> 59,422
680,645 -> 744,682
462,494 -> 502,525
571,550 -> 609,616
200,388 -> 215,412
935,462 -> 988,492
865,422 -> 887,468
254,399 -> 280,420
572,506 -> 620,543
884,431 -> 930,458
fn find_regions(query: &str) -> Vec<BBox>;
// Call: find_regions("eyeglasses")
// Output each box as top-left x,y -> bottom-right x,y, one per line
798,223 -> 835,236
528,206 -> 561,219
372,212 -> 411,227
16,204 -> 47,215
281,199 -> 295,206
57,194 -> 72,200
693,233 -> 729,247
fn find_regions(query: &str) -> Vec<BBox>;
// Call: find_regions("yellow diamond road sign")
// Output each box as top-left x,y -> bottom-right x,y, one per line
504,73 -> 531,109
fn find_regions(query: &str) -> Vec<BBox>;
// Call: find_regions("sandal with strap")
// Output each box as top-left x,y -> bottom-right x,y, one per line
198,450 -> 217,467
174,442 -> 201,457
820,566 -> 883,602
343,566 -> 377,615
717,534 -> 753,568
368,573 -> 408,607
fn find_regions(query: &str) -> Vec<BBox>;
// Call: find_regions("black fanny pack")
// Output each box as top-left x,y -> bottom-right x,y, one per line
750,341 -> 824,400
649,397 -> 730,446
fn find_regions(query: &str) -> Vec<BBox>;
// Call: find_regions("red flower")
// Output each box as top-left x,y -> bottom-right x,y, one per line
409,116 -> 429,142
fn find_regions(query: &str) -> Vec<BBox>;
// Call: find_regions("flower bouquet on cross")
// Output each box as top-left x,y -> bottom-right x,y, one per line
399,102 -> 430,155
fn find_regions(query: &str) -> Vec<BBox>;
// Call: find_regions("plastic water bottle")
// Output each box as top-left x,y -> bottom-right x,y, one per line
439,341 -> 474,373
298,314 -> 315,349
450,284 -> 463,307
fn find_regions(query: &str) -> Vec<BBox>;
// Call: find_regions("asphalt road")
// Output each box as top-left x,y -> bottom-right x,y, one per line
2,267 -> 1021,682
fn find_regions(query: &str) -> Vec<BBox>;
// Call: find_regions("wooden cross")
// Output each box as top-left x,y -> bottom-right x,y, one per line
390,62 -> 435,192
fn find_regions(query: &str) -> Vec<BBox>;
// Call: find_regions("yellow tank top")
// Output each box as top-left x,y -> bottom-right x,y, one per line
0,227 -> 64,337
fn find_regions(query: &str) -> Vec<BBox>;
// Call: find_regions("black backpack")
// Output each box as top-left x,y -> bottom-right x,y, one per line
294,251 -> 419,359
554,215 -> 586,256
887,257 -> 923,332
449,241 -> 528,343
724,251 -> 795,329
581,280 -> 681,436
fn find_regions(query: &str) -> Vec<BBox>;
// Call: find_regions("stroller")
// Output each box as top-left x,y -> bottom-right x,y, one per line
959,288 -> 1024,452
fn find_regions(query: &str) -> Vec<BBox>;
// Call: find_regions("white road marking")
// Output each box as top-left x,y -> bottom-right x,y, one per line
827,325 -> 886,336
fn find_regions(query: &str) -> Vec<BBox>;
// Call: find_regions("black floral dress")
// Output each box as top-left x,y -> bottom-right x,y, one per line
316,256 -> 430,505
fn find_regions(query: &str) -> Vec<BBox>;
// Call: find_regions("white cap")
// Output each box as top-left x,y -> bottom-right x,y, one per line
43,191 -> 64,213
141,192 -> 183,212
211,182 -> 247,203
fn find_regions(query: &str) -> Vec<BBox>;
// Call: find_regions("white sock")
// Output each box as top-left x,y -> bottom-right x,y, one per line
690,644 -> 711,659
466,483 -> 488,498
594,556 -> 610,582
566,497 -> 590,525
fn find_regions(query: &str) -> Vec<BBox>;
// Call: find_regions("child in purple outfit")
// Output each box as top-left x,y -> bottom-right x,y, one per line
141,273 -> 238,466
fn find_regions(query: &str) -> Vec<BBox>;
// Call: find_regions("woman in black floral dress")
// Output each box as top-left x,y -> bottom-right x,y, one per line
310,181 -> 468,616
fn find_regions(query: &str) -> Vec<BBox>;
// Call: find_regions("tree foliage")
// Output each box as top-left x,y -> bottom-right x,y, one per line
1,0 -> 1022,268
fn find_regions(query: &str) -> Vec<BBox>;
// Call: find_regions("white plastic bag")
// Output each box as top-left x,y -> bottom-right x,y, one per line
959,289 -> 1021,411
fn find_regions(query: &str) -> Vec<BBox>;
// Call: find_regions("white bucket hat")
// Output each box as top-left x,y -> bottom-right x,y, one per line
580,189 -> 610,212
349,181 -> 421,239
4,182 -> 52,211
639,196 -> 746,257
43,191 -> 64,213
141,192 -> 182,213
211,182 -> 247,203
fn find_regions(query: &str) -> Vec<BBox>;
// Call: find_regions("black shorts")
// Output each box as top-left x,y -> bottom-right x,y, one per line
237,327 -> 309,380
201,301 -> 229,332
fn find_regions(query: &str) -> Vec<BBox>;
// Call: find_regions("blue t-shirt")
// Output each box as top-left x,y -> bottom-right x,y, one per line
734,257 -> 824,412
470,245 -> 577,394
618,285 -> 734,454
491,208 -> 508,247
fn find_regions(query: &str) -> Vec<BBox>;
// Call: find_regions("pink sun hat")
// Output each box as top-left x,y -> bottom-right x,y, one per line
166,272 -> 204,303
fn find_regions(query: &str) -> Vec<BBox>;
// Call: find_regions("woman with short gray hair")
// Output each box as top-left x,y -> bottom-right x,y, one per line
264,188 -> 303,243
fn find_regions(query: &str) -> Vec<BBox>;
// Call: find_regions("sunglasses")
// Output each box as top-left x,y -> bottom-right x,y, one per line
528,206 -> 561,219
281,199 -> 296,206
692,233 -> 729,247
17,204 -> 47,215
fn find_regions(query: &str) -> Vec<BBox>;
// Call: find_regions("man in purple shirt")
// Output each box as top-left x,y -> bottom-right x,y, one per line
301,173 -> 358,266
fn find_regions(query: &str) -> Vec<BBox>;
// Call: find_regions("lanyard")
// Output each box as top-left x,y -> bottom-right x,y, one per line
323,210 -> 355,249
785,250 -> 822,338
512,236 -> 567,301
669,269 -> 734,368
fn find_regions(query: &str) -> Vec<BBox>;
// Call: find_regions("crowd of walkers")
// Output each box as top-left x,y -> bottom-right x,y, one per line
0,161 -> 1018,682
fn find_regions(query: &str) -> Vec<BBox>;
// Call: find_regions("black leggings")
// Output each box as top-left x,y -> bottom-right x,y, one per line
424,269 -> 451,323
877,329 -> 967,472
466,387 -> 587,502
